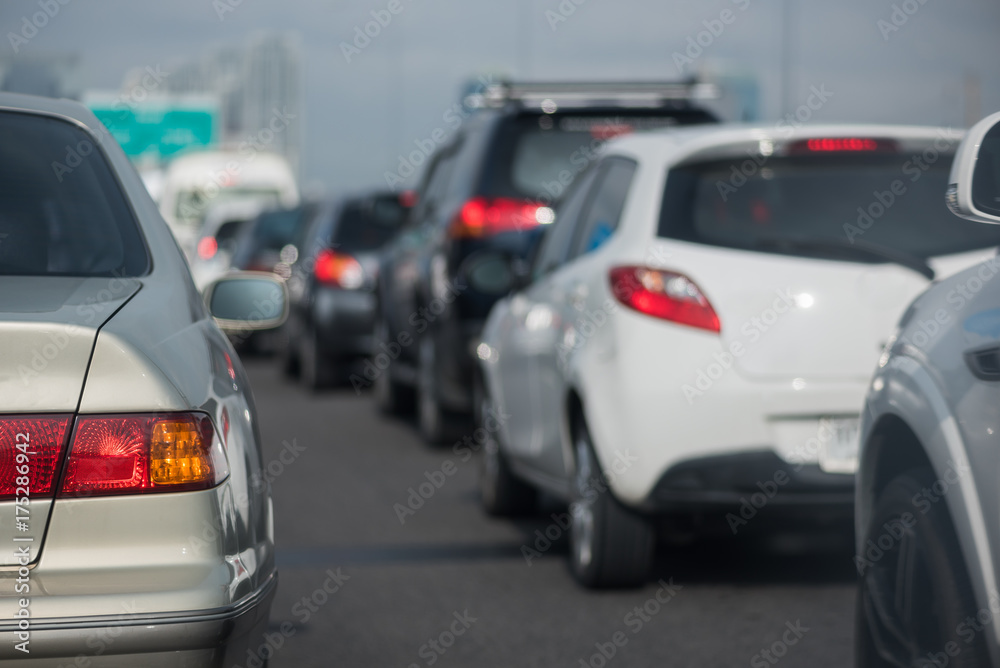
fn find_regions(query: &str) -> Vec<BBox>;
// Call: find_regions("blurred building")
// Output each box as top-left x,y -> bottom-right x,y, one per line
0,53 -> 79,99
157,32 -> 302,175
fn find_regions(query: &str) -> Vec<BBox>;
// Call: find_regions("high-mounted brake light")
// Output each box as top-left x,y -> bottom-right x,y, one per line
610,266 -> 720,333
314,249 -> 364,289
449,197 -> 554,239
789,138 -> 898,154
0,416 -> 72,500
59,413 -> 228,497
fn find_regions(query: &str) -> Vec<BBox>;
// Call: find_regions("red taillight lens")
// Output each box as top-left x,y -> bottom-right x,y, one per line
449,197 -> 553,239
314,249 -> 364,289
0,416 -> 72,500
59,413 -> 228,497
197,236 -> 218,260
610,266 -> 721,333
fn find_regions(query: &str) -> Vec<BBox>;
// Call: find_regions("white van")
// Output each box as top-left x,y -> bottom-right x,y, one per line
159,150 -> 299,255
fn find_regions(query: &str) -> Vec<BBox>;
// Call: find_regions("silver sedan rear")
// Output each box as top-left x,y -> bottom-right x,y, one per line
0,93 -> 283,666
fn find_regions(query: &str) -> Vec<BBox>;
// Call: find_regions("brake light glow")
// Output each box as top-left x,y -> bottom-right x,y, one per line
788,138 -> 898,154
197,236 -> 218,260
0,416 -> 72,500
314,249 -> 364,289
609,266 -> 720,333
449,197 -> 553,239
59,413 -> 227,496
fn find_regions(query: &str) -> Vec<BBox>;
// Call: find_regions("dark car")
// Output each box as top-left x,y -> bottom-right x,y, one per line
283,191 -> 410,389
372,80 -> 718,443
231,202 -> 320,276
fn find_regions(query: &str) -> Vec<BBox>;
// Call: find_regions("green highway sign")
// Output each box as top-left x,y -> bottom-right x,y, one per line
85,95 -> 218,161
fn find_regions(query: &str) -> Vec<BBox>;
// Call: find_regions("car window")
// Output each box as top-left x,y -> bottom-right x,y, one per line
481,110 -> 714,202
659,152 -> 1000,260
567,158 -> 637,260
331,196 -> 408,252
532,165 -> 599,280
0,111 -> 149,277
415,144 -> 458,225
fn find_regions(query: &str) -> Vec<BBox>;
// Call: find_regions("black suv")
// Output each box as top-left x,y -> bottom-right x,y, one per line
372,81 -> 718,443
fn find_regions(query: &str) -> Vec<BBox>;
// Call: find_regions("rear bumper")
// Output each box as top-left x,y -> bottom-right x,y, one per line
314,287 -> 377,357
643,450 -> 854,514
0,571 -> 276,667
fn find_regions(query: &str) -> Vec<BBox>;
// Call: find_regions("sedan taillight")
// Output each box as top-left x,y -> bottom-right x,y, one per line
0,416 -> 72,500
609,266 -> 721,333
314,249 -> 364,289
59,413 -> 228,497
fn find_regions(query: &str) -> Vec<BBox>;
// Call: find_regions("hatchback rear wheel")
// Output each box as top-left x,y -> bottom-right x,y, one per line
568,416 -> 654,588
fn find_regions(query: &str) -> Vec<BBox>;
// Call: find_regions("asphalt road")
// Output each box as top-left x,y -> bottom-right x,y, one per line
245,357 -> 857,668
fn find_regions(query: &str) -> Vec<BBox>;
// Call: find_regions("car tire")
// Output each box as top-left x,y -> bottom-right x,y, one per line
568,416 -> 654,589
856,467 -> 988,667
417,335 -> 462,445
279,322 -> 300,378
476,377 -> 537,516
300,325 -> 333,391
372,317 -> 413,415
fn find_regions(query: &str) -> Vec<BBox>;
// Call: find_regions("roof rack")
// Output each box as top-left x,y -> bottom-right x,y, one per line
465,79 -> 720,111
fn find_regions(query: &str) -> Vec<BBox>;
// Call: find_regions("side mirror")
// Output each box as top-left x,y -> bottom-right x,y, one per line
948,110 -> 1000,224
204,272 -> 288,332
461,251 -> 532,296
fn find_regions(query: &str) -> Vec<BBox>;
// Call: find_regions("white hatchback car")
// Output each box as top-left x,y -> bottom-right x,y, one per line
473,124 -> 1000,587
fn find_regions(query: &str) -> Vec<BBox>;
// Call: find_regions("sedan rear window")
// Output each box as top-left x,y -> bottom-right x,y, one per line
0,111 -> 149,277
659,153 -> 1000,260
331,196 -> 407,252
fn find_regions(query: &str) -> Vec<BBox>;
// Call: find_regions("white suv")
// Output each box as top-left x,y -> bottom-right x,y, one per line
472,124 -> 1000,588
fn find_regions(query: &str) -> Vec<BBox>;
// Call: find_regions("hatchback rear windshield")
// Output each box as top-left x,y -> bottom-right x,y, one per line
331,196 -> 407,252
659,153 -> 1000,260
0,111 -> 149,277
486,109 -> 716,202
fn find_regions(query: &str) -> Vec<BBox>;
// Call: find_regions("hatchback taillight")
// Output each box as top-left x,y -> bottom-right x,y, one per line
449,197 -> 553,239
314,249 -> 364,289
0,416 -> 72,500
59,413 -> 228,497
609,266 -> 721,333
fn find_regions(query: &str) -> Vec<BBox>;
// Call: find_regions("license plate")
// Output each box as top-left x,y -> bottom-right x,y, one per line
819,417 -> 860,474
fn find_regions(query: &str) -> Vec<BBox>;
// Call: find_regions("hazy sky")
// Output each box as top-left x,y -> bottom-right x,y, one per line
3,0 -> 999,193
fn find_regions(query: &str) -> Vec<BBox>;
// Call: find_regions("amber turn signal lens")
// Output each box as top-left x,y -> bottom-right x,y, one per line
150,419 -> 214,485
